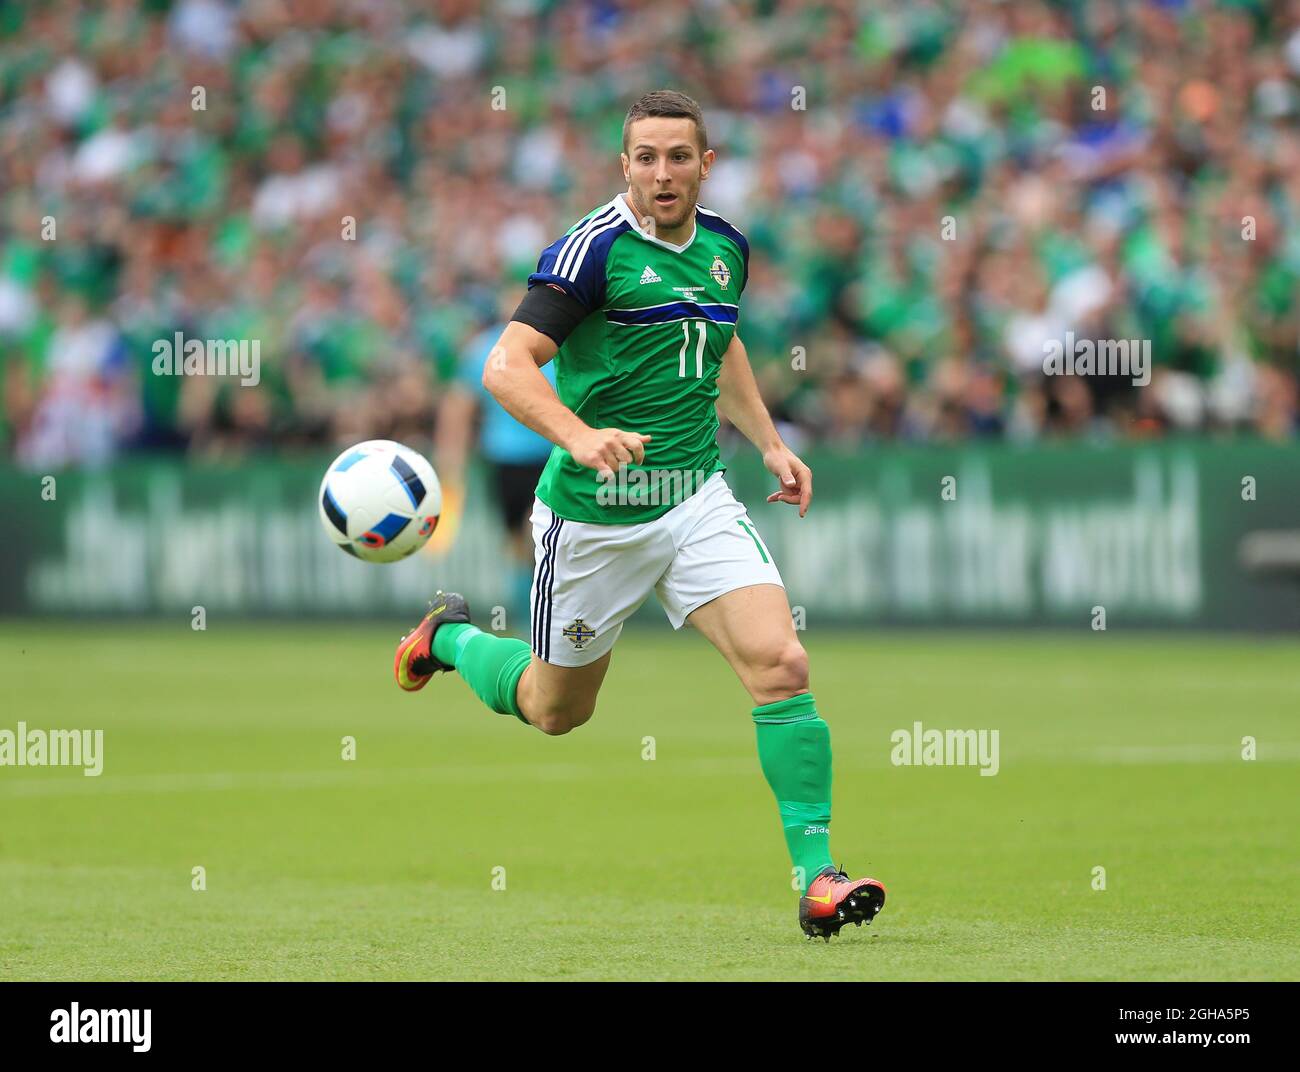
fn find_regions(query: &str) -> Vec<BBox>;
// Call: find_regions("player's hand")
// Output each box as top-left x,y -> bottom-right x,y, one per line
763,445 -> 812,517
567,426 -> 652,481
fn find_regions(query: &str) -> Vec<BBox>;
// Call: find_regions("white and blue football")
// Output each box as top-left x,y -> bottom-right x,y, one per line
318,440 -> 442,563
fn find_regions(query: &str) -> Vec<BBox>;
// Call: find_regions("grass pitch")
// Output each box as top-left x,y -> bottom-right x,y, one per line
1,622 -> 1297,981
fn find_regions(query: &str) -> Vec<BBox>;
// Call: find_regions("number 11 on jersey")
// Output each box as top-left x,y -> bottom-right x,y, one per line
678,320 -> 706,378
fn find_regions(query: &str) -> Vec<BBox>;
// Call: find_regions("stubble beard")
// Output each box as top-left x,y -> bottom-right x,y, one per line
629,184 -> 697,235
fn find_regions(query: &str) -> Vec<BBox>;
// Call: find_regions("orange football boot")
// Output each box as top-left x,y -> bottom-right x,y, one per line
394,591 -> 471,692
799,866 -> 887,940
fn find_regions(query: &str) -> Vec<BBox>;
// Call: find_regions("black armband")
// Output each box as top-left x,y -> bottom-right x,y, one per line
510,284 -> 590,347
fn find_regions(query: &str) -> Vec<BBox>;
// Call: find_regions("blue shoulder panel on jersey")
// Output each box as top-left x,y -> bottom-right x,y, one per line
696,209 -> 750,293
527,205 -> 631,312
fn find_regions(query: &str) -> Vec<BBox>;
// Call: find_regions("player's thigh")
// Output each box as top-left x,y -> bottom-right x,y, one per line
687,584 -> 809,705
529,499 -> 668,668
517,651 -> 612,735
657,477 -> 802,703
525,499 -> 669,731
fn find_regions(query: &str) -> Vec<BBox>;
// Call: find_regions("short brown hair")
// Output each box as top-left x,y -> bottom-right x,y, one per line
622,90 -> 708,154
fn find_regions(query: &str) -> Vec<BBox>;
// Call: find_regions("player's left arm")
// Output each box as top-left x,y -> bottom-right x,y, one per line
716,331 -> 812,517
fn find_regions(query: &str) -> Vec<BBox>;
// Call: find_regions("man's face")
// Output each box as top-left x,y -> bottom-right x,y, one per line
622,117 -> 714,236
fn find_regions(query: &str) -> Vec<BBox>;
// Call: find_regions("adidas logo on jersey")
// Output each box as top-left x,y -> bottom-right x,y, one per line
639,265 -> 662,285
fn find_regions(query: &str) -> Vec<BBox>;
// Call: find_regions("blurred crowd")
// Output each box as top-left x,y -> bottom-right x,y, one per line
1,0 -> 1298,470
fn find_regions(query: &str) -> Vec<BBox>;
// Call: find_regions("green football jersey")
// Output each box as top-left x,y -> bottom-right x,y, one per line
526,193 -> 750,524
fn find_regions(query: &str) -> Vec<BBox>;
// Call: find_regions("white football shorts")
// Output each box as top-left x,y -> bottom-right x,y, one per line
529,471 -> 784,666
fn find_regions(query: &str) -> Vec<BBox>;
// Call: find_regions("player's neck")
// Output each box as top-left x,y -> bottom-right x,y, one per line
622,191 -> 695,247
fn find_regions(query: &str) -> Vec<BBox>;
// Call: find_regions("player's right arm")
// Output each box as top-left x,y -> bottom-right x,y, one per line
482,319 -> 649,480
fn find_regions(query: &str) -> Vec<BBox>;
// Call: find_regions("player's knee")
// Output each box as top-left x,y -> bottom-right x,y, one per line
761,640 -> 809,699
764,636 -> 806,696
529,698 -> 596,736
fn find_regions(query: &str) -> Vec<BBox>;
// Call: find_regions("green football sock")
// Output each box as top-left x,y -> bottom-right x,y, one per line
752,693 -> 833,893
432,624 -> 530,723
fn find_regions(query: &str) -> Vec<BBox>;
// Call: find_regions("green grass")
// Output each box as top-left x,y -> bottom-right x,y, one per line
1,623 -> 1297,980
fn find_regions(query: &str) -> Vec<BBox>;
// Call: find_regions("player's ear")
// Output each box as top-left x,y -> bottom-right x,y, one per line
620,152 -> 630,182
700,147 -> 715,180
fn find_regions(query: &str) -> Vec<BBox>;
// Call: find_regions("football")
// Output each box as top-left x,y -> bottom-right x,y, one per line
318,440 -> 442,563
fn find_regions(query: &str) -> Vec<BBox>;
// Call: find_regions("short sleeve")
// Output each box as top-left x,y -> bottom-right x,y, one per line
526,207 -> 627,312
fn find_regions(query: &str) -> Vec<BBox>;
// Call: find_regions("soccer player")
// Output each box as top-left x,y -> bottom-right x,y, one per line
395,90 -> 885,939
